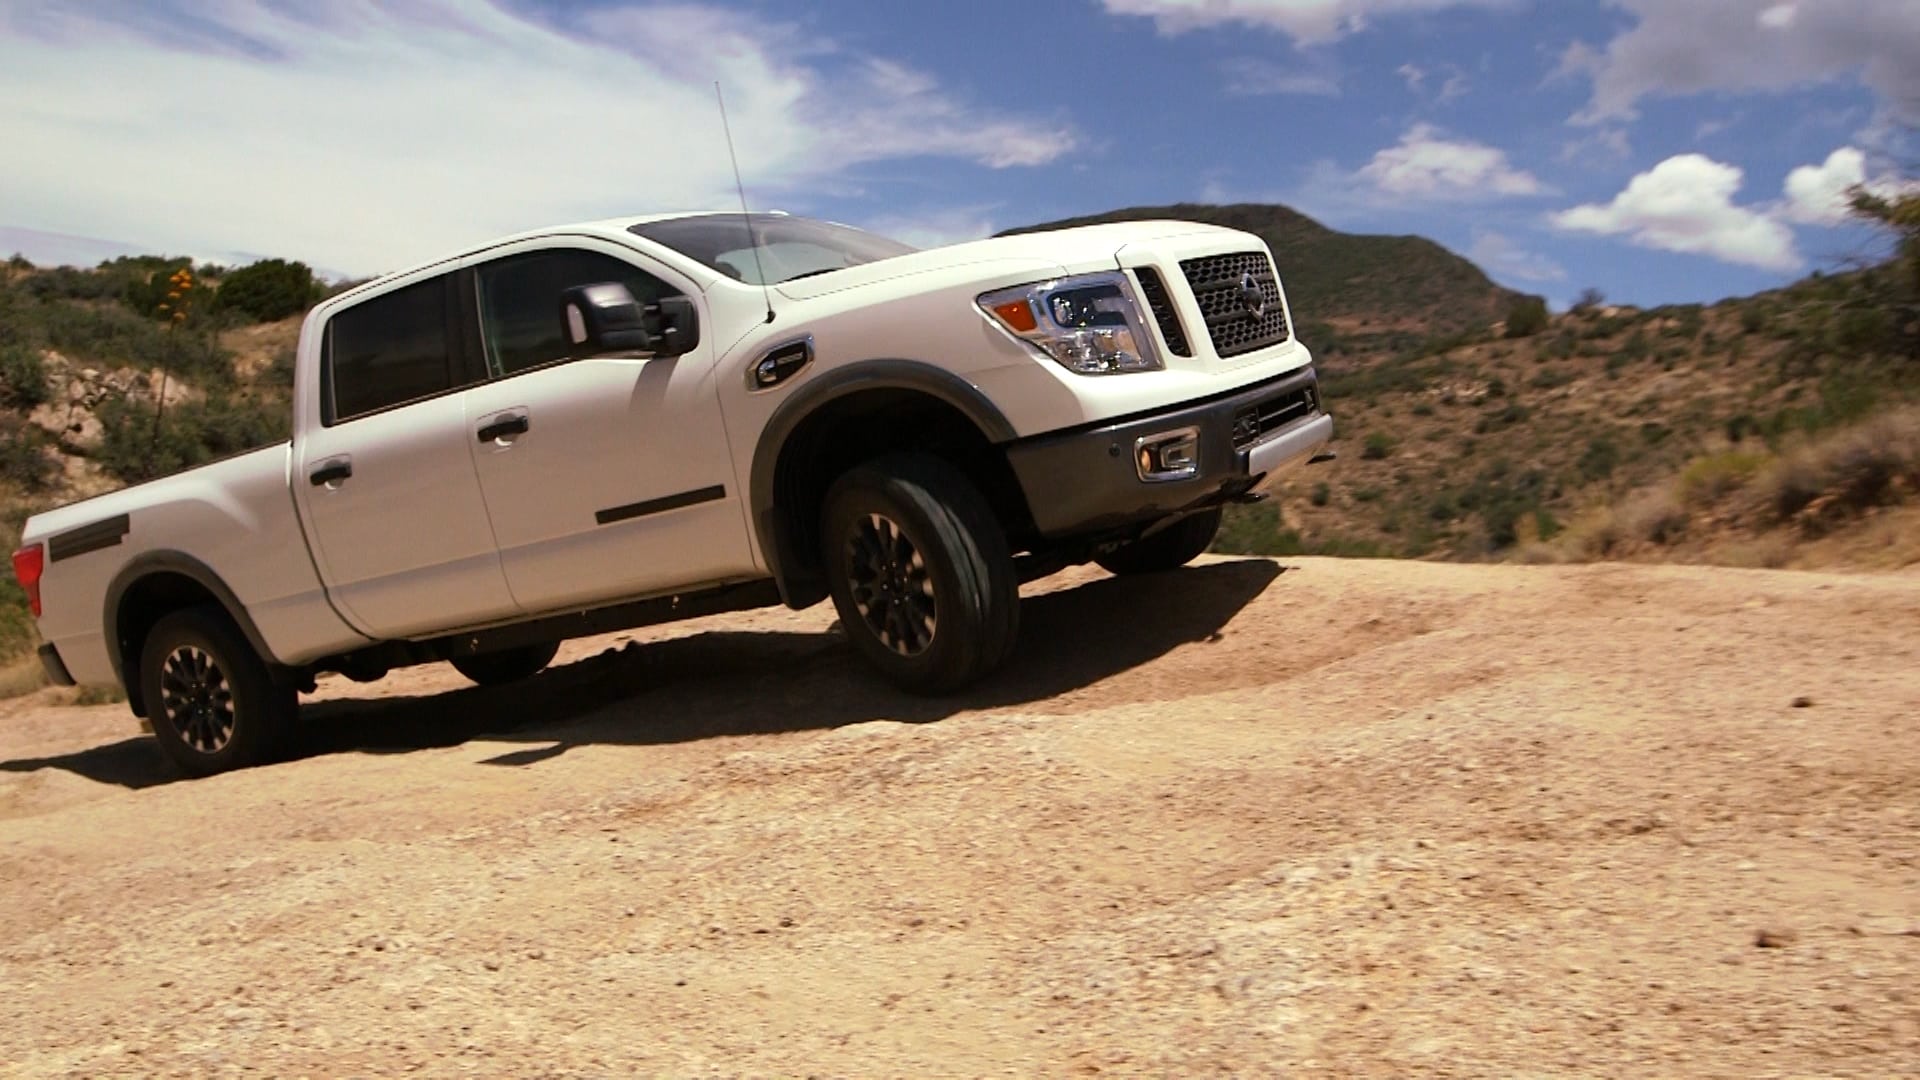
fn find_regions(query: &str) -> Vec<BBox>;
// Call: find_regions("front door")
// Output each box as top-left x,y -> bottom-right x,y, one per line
292,272 -> 519,639
458,241 -> 753,615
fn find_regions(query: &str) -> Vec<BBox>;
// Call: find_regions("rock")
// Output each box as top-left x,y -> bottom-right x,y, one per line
1790,696 -> 1813,708
1754,928 -> 1797,949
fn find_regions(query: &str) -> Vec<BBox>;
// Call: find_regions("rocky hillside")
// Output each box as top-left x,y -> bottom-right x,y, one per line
1241,264 -> 1920,569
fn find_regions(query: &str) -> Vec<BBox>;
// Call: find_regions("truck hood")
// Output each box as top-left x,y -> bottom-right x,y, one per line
772,219 -> 1242,302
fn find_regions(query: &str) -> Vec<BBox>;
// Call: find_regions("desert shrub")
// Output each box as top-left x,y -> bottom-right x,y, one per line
1361,432 -> 1395,460
93,392 -> 290,483
1578,436 -> 1621,481
214,259 -> 320,323
265,346 -> 298,388
1474,403 -> 1530,434
1504,296 -> 1549,338
1530,367 -> 1572,390
1411,401 -> 1435,417
1679,450 -> 1769,507
0,344 -> 49,409
1757,409 -> 1920,527
119,259 -> 197,321
1571,287 -> 1605,313
1620,487 -> 1688,545
1309,482 -> 1330,507
0,416 -> 54,490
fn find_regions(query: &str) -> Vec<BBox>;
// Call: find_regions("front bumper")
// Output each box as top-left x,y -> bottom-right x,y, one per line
1005,366 -> 1332,538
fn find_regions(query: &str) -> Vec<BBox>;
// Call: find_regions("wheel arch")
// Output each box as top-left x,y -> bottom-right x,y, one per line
750,360 -> 1026,609
103,552 -> 286,718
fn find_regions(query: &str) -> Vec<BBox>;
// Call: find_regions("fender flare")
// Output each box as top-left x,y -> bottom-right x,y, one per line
749,359 -> 1017,607
103,551 -> 290,710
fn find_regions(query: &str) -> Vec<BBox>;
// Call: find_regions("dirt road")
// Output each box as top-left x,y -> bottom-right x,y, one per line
2,557 -> 1917,1077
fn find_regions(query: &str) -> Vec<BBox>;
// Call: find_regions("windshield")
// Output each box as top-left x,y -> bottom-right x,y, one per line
629,214 -> 916,286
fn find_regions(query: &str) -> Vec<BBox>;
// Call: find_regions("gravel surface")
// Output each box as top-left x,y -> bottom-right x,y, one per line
2,556 -> 1917,1077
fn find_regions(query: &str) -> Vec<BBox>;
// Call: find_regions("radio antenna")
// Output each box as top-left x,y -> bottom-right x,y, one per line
716,82 -> 775,324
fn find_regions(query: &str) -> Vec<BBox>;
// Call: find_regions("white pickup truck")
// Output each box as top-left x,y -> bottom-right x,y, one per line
12,212 -> 1332,775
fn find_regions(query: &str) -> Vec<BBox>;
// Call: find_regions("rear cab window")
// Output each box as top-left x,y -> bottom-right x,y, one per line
323,274 -> 466,425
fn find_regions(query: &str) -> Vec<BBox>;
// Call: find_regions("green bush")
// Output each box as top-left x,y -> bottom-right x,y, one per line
1361,432 -> 1395,460
1504,296 -> 1550,338
214,259 -> 320,323
0,416 -> 54,490
1578,436 -> 1621,481
1678,450 -> 1769,507
1309,482 -> 1330,507
93,393 -> 290,484
0,344 -> 49,409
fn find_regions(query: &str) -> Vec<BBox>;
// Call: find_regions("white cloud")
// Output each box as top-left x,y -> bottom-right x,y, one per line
1558,127 -> 1632,164
1468,230 -> 1567,283
1779,145 -> 1917,225
860,208 -> 999,250
1397,63 -> 1427,92
1781,147 -> 1872,225
1551,154 -> 1802,272
1220,56 -> 1342,97
1568,0 -> 1920,125
1357,124 -> 1549,199
0,2 -> 1074,276
1101,0 -> 1519,44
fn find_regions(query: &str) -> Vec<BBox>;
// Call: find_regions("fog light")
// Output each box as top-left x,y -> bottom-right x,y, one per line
1135,427 -> 1200,483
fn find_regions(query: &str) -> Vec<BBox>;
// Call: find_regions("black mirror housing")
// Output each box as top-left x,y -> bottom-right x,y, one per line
559,284 -> 700,358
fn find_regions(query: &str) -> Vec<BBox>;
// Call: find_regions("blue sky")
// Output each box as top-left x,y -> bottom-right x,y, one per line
2,1 -> 1915,308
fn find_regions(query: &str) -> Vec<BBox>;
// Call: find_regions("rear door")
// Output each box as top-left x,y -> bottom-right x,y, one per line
457,239 -> 752,615
292,272 -> 519,639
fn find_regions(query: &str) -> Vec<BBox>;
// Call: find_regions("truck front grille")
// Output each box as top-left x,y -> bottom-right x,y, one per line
1231,382 -> 1319,452
1180,251 -> 1291,358
1131,266 -> 1190,357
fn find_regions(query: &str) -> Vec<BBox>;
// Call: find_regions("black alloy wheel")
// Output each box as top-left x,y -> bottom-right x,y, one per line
140,606 -> 296,777
157,644 -> 236,755
844,511 -> 938,657
819,454 -> 1019,694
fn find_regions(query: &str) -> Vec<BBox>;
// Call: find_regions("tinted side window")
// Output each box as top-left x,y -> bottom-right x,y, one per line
327,277 -> 454,423
476,249 -> 676,376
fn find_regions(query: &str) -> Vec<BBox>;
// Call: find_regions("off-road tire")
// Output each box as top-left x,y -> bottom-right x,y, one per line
820,454 -> 1019,694
450,641 -> 560,687
140,606 -> 296,777
1094,507 -> 1223,576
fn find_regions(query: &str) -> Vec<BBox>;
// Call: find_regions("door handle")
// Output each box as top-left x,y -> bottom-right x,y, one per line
309,457 -> 353,487
477,413 -> 530,443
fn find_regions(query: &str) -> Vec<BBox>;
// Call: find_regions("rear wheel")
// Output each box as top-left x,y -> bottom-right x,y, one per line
1095,506 -> 1223,576
450,641 -> 559,687
140,607 -> 295,777
820,454 -> 1019,694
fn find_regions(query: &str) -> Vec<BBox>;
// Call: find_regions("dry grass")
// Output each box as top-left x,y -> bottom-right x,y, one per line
1755,407 -> 1920,532
0,654 -> 47,699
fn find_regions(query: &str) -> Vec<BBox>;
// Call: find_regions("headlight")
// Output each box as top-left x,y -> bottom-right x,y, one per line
978,272 -> 1163,375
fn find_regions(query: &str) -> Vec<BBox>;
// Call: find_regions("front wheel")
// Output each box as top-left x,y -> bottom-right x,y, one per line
450,641 -> 559,687
1095,506 -> 1223,576
820,454 -> 1019,694
140,607 -> 296,777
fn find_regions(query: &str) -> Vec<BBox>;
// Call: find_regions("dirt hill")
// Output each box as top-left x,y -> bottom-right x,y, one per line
2,556 -> 1915,1074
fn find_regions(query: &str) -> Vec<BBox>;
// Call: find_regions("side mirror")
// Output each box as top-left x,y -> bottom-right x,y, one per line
559,284 -> 700,358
